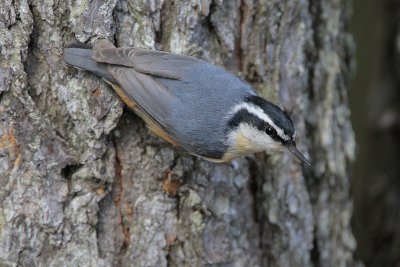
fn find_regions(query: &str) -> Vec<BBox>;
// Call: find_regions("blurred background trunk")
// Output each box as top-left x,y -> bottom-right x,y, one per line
350,0 -> 400,266
0,0 -> 358,266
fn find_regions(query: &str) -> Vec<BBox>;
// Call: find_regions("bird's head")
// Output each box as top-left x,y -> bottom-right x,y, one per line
225,95 -> 310,165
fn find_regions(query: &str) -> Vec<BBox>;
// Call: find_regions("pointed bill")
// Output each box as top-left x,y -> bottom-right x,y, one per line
285,141 -> 311,166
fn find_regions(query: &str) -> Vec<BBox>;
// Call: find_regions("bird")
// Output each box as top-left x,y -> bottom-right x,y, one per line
63,39 -> 310,165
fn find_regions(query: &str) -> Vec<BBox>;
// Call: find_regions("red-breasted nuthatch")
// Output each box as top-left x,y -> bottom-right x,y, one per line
63,39 -> 310,165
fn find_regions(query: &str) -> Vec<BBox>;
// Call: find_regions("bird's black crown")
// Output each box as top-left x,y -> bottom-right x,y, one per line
246,95 -> 294,137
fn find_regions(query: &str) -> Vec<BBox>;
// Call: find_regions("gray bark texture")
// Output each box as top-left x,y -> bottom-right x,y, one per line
0,0 -> 358,266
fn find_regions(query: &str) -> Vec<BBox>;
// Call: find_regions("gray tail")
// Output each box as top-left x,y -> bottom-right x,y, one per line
63,43 -> 117,83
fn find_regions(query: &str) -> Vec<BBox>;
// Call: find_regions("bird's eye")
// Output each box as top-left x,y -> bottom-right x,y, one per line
265,126 -> 276,136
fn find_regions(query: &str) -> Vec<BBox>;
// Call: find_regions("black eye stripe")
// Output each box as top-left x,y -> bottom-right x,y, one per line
228,109 -> 284,143
245,95 -> 295,138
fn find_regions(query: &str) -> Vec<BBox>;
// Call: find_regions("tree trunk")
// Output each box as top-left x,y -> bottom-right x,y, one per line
0,0 -> 359,266
351,0 -> 400,266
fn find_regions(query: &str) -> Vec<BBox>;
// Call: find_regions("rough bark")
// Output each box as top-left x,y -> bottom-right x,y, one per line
0,0 -> 358,266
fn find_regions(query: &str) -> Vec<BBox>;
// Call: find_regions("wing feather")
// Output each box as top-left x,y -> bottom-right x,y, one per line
107,65 -> 174,129
92,39 -> 201,80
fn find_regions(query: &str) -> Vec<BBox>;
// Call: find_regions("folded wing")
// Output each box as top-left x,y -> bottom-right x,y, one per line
91,39 -> 206,137
92,39 -> 201,80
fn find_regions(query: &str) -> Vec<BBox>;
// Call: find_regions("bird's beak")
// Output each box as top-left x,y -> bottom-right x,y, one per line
284,141 -> 311,166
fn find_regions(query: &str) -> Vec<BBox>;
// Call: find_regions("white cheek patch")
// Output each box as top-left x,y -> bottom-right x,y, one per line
239,123 -> 282,151
229,103 -> 292,141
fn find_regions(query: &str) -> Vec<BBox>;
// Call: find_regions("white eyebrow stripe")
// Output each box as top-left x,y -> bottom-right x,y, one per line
230,102 -> 290,141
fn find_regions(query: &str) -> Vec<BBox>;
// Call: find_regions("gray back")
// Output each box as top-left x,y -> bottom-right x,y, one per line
158,63 -> 256,158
